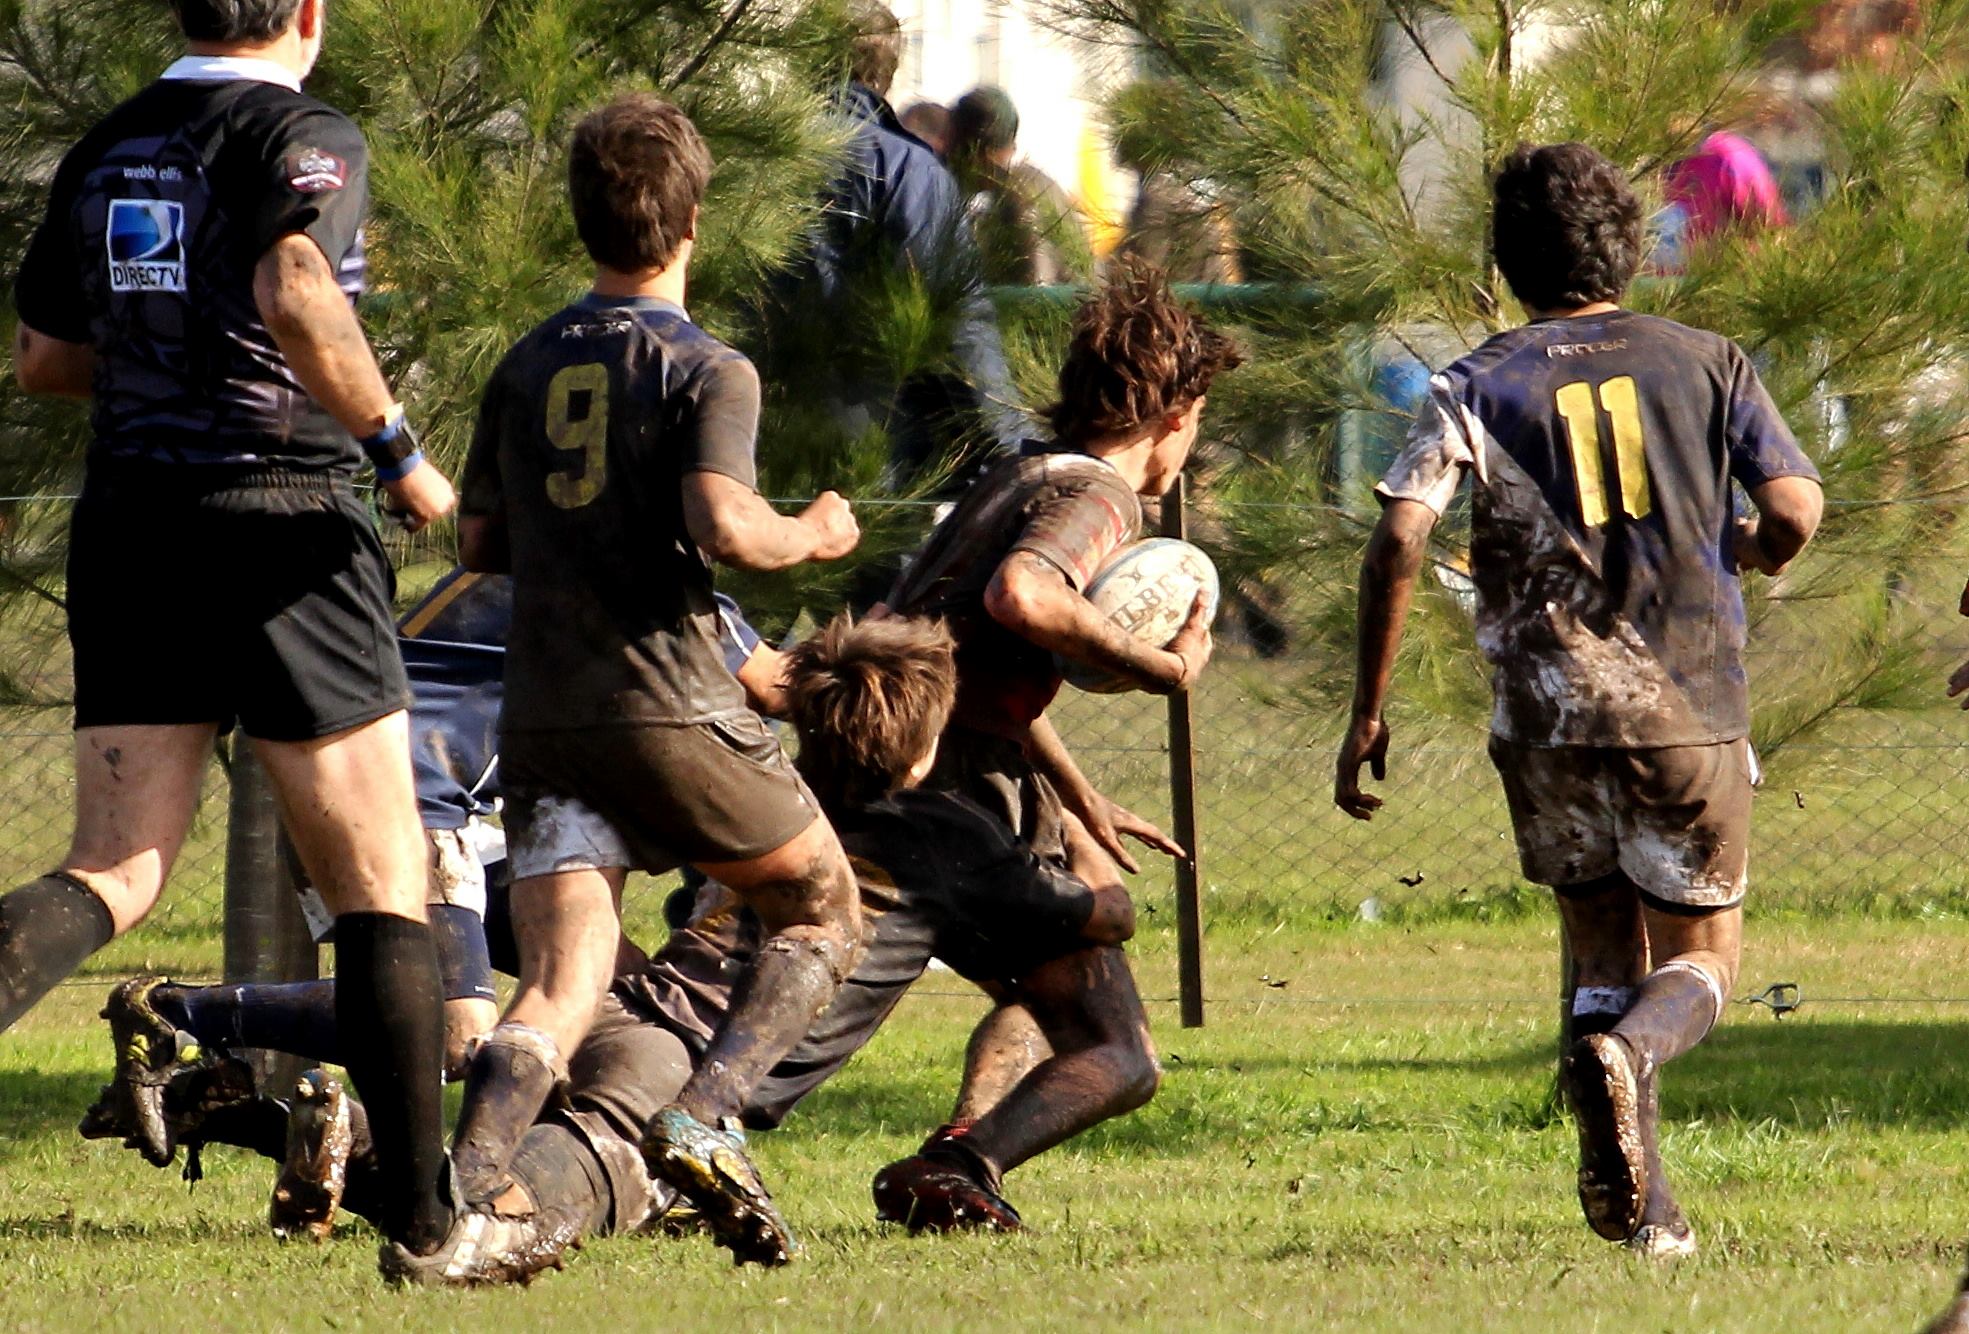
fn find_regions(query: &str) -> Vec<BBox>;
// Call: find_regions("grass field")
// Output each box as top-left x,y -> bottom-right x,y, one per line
5,915 -> 1969,1331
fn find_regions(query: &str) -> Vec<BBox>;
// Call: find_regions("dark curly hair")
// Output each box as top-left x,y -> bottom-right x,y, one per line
1045,263 -> 1242,444
1491,142 -> 1644,313
171,0 -> 301,41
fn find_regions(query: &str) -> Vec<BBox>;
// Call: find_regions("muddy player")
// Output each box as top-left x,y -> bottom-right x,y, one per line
446,94 -> 864,1272
877,264 -> 1236,1195
7,0 -> 460,1267
1334,142 -> 1823,1258
99,616 -> 1156,1283
82,571 -> 783,1158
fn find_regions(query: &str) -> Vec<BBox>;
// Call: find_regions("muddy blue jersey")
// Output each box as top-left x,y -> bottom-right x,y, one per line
13,62 -> 370,473
397,568 -> 766,829
1378,309 -> 1818,747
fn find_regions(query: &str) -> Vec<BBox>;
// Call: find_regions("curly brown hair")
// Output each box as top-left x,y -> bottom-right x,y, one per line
784,614 -> 957,811
1045,264 -> 1241,444
1491,142 -> 1643,312
568,94 -> 712,274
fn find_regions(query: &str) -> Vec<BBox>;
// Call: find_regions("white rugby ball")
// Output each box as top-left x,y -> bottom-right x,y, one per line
1059,538 -> 1220,693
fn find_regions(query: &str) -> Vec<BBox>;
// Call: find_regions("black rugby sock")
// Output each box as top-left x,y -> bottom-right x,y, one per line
333,913 -> 450,1252
154,979 -> 341,1064
1612,963 -> 1724,1069
0,873 -> 115,1033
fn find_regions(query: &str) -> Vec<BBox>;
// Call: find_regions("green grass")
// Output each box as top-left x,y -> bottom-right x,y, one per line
6,916 -> 1969,1330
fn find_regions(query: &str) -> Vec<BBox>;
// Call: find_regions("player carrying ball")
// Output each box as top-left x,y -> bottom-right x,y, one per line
447,93 -> 864,1270
1335,142 -> 1823,1258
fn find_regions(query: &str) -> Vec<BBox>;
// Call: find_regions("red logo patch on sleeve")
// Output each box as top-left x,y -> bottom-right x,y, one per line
287,148 -> 346,193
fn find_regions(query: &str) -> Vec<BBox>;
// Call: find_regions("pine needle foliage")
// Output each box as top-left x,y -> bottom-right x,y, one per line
1043,0 -> 1969,757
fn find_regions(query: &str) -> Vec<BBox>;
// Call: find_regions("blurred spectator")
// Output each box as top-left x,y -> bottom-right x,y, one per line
767,2 -> 1025,485
948,86 -> 1093,286
899,100 -> 953,157
1654,130 -> 1788,272
1110,84 -> 1242,285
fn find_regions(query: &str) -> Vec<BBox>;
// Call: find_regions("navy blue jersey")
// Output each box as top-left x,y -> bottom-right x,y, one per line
1378,309 -> 1818,747
13,60 -> 370,473
397,567 -> 766,828
461,295 -> 761,732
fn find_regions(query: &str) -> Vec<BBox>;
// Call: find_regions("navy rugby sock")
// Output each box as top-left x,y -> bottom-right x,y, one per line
333,913 -> 450,1252
0,873 -> 114,1033
1612,962 -> 1725,1069
153,979 -> 341,1065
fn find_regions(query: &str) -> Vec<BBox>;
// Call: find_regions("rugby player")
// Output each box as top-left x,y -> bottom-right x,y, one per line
452,94 -> 864,1268
101,615 -> 1156,1285
84,569 -> 783,1125
1334,142 -> 1823,1257
7,0 -> 461,1264
876,265 -> 1235,1203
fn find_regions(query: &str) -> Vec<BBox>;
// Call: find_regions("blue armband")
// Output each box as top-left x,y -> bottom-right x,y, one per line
359,407 -> 422,476
375,449 -> 424,483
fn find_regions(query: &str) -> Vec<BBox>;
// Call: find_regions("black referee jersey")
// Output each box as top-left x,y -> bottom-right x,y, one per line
13,57 -> 371,474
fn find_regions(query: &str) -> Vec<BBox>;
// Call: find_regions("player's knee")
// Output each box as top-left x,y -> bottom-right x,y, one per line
1116,1038 -> 1161,1112
61,864 -> 163,937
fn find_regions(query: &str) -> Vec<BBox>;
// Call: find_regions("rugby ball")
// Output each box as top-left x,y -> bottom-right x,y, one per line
1059,538 -> 1219,694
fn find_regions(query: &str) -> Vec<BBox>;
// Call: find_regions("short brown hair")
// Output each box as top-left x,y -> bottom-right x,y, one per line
847,0 -> 903,96
784,615 -> 956,811
568,94 -> 712,274
1046,263 -> 1242,443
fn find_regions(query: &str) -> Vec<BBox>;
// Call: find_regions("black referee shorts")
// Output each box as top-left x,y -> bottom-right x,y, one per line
67,466 -> 411,742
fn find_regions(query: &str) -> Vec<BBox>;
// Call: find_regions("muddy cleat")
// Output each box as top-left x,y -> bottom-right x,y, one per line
871,1152 -> 1022,1234
640,1106 -> 796,1267
79,1053 -> 256,1158
378,1208 -> 579,1288
270,1071 -> 353,1242
96,977 -> 205,1166
1625,1219 -> 1697,1260
1562,1033 -> 1647,1242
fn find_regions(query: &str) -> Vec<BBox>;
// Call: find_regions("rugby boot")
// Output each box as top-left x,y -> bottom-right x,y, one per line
640,1105 -> 796,1267
378,1205 -> 580,1288
1562,1032 -> 1647,1242
1624,1062 -> 1697,1260
94,977 -> 207,1166
270,1070 -> 353,1242
872,1127 -> 1022,1234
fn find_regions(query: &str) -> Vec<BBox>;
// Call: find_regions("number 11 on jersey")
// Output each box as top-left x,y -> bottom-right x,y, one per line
1555,375 -> 1652,526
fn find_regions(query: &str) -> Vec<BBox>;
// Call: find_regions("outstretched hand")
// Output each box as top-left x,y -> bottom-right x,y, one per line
1948,657 -> 1969,710
1334,714 -> 1390,821
1067,788 -> 1185,874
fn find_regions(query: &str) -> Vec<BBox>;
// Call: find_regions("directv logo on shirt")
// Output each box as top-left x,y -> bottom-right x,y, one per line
106,198 -> 186,293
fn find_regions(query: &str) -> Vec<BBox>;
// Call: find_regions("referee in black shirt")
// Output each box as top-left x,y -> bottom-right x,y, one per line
7,0 -> 456,1265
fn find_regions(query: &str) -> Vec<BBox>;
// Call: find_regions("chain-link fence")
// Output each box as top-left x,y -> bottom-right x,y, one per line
4,491 -> 1969,982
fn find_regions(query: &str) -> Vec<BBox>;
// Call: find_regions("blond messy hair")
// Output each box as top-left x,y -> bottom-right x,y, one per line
784,614 -> 957,810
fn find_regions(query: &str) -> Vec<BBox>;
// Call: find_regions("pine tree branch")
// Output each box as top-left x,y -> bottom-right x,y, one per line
668,0 -> 759,91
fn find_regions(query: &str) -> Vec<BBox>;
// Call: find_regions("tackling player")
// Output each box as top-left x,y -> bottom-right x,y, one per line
1334,142 -> 1823,1258
102,615 -> 1158,1286
453,94 -> 864,1268
7,0 -> 459,1266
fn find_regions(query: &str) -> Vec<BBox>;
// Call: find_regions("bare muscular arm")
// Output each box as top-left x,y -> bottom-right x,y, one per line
253,234 -> 455,529
1335,498 -> 1438,821
682,472 -> 859,572
1027,714 -> 1181,873
983,550 -> 1211,694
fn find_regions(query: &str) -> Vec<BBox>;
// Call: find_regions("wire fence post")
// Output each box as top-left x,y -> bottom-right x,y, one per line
222,735 -> 315,1089
1163,474 -> 1206,1028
